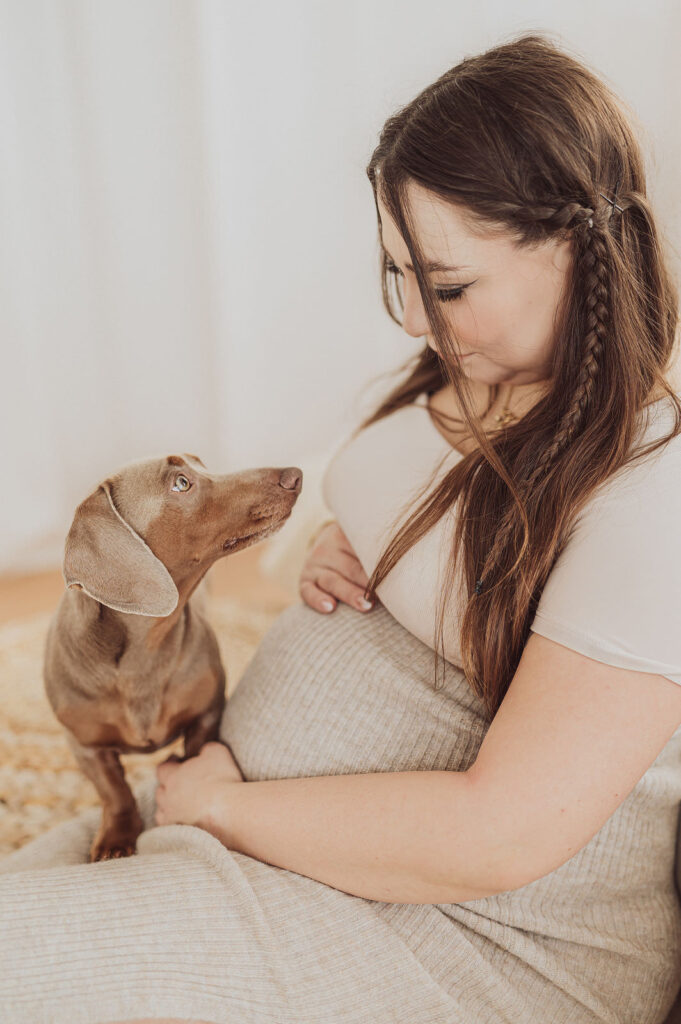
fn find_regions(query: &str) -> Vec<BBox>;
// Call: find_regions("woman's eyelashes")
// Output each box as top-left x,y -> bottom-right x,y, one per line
385,259 -> 468,302
435,285 -> 466,302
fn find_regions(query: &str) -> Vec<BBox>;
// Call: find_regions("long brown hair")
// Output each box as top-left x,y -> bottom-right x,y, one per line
358,32 -> 681,720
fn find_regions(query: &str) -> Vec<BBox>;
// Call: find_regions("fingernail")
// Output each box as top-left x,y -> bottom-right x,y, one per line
356,598 -> 373,611
321,600 -> 334,612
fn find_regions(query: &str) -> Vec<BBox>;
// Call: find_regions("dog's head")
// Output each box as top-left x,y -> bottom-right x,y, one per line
63,453 -> 302,616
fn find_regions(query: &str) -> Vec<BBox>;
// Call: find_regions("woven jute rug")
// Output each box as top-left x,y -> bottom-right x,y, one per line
0,596 -> 292,855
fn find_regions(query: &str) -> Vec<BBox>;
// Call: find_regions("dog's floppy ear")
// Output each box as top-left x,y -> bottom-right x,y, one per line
63,480 -> 179,616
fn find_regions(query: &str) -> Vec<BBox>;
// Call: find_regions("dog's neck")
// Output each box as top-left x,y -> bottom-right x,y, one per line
133,562 -> 211,648
78,562 -> 211,651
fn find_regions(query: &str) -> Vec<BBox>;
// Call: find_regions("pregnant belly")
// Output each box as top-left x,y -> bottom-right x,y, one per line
219,600 -> 489,783
219,597 -> 681,1017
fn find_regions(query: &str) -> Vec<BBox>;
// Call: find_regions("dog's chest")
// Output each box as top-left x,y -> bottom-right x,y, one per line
60,664 -> 221,751
125,668 -> 218,748
49,595 -> 224,751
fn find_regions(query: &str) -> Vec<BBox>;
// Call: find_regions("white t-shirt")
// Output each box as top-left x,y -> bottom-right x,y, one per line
321,391 -> 681,684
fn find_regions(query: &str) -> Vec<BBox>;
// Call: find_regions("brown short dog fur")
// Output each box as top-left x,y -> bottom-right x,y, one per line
43,453 -> 302,861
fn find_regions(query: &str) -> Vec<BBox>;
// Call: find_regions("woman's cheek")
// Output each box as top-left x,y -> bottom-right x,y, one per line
446,307 -> 478,350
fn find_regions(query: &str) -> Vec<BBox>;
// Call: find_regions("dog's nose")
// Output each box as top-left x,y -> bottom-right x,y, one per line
279,467 -> 303,493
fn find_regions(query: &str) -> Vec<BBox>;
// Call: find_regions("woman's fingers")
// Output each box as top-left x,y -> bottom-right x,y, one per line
300,521 -> 373,615
300,569 -> 374,614
299,578 -> 338,613
310,532 -> 370,585
311,521 -> 362,564
322,548 -> 370,590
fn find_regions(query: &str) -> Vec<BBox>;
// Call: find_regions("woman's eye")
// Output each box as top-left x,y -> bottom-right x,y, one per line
171,475 -> 192,492
385,259 -> 403,282
435,286 -> 465,302
385,260 -> 466,302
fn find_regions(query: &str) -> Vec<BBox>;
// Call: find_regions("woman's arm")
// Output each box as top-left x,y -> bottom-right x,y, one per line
211,767 -> 489,904
196,631 -> 681,904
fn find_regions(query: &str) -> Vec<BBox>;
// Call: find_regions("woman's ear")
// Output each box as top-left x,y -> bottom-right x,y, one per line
63,480 -> 179,616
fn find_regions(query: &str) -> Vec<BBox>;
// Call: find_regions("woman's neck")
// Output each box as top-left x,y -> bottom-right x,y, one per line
486,377 -> 674,416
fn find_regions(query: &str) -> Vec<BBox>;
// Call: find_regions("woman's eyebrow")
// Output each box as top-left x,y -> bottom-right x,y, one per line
381,245 -> 470,273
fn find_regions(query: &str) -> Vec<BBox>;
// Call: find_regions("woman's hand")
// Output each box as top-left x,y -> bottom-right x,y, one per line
154,741 -> 245,836
299,520 -> 376,615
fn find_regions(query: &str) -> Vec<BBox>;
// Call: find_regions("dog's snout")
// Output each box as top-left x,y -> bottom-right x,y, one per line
279,467 -> 303,493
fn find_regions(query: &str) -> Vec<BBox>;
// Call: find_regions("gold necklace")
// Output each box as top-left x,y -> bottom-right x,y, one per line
493,406 -> 518,426
490,387 -> 518,427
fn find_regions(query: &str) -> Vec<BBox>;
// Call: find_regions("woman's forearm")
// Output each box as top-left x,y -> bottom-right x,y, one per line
202,769 -> 506,904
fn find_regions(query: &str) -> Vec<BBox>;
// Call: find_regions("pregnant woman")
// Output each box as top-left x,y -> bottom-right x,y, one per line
2,31 -> 681,1024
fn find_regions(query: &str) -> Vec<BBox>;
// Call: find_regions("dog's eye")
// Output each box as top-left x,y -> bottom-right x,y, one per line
171,474 -> 192,492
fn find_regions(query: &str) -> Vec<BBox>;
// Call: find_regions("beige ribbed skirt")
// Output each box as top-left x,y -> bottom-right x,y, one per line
1,601 -> 681,1024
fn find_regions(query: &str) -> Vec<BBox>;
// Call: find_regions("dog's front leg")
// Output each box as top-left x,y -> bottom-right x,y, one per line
65,731 -> 144,862
182,692 -> 226,760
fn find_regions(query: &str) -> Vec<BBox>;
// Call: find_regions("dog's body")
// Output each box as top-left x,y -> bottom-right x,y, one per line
45,576 -> 224,753
44,453 -> 302,861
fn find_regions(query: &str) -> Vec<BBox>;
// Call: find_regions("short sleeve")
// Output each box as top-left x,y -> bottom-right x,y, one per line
529,432 -> 681,685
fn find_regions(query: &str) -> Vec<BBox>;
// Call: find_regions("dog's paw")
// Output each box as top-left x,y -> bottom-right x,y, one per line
90,839 -> 138,862
90,835 -> 138,860
90,809 -> 144,861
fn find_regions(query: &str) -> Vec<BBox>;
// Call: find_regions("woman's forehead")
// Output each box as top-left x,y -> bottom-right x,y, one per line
376,186 -> 510,271
376,184 -> 567,280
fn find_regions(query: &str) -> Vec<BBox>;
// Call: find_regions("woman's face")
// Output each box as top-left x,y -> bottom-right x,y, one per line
376,182 -> 573,389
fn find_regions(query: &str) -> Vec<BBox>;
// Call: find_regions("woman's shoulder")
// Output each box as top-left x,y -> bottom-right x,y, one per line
588,399 -> 681,527
531,397 -> 681,683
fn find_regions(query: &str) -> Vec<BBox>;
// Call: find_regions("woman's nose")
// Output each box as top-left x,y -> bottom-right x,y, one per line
401,278 -> 430,338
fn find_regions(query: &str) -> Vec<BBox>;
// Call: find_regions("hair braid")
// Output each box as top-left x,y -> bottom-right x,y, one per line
474,196 -> 614,596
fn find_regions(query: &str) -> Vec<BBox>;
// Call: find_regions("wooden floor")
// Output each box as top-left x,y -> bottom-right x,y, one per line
0,540 -> 294,626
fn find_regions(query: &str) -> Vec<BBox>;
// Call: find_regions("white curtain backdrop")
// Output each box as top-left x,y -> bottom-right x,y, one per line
1,0 -> 679,574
